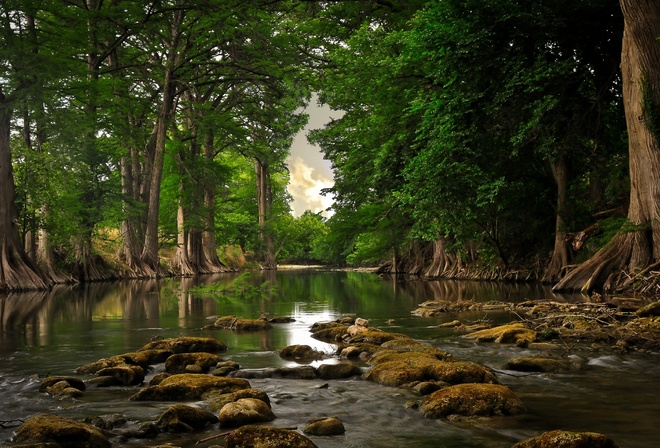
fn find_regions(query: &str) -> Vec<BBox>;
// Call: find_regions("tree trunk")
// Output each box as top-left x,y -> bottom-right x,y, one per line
0,89 -> 48,291
201,130 -> 227,271
170,183 -> 196,276
255,158 -> 276,269
554,0 -> 660,292
543,155 -> 573,283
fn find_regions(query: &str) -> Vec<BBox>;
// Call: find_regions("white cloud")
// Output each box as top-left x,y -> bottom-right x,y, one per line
287,155 -> 334,217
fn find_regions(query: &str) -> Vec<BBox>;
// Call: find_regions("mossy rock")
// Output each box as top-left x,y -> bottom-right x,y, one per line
465,323 -> 537,345
124,349 -> 173,366
303,417 -> 346,436
13,414 -> 111,448
317,362 -> 362,379
310,321 -> 346,332
212,316 -> 273,331
379,338 -> 453,358
420,383 -> 525,419
505,356 -> 583,373
139,336 -> 228,353
165,352 -> 225,374
346,327 -> 412,345
512,429 -> 619,447
75,355 -> 132,374
279,344 -> 324,361
157,404 -> 218,432
39,376 -> 86,393
225,425 -> 318,448
219,398 -> 276,427
129,373 -> 250,401
212,360 -> 241,376
311,325 -> 349,342
202,388 -> 271,413
97,364 -> 145,386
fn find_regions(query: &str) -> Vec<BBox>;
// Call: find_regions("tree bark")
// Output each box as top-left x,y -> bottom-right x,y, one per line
0,88 -> 48,291
255,157 -> 276,269
543,155 -> 573,283
554,0 -> 660,292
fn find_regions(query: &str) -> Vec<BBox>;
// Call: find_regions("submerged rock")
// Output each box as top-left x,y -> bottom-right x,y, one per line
13,414 -> 111,448
96,364 -> 145,386
504,356 -> 584,373
317,362 -> 362,379
203,388 -> 271,413
303,417 -> 346,436
218,398 -> 276,427
212,360 -> 241,376
129,373 -> 250,401
139,336 -> 228,353
420,383 -> 525,419
225,425 -> 318,448
165,352 -> 224,374
157,404 -> 218,432
279,344 -> 324,361
40,376 -> 86,396
211,316 -> 273,331
512,429 -> 619,447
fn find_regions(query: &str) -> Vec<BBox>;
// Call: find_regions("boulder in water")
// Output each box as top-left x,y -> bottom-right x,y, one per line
420,383 -> 525,419
465,323 -> 537,345
129,373 -> 250,401
212,316 -> 273,331
504,356 -> 584,373
165,352 -> 225,374
13,414 -> 111,448
157,404 -> 218,432
218,398 -> 276,427
139,336 -> 228,353
303,417 -> 346,436
512,429 -> 619,447
225,425 -> 318,448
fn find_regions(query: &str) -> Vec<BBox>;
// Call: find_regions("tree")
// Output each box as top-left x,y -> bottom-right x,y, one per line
555,0 -> 660,292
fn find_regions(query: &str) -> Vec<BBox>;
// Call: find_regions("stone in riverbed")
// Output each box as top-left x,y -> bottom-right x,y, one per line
420,383 -> 525,419
97,364 -> 145,386
203,388 -> 271,413
225,425 -> 318,448
12,414 -> 111,448
504,356 -> 584,373
157,404 -> 218,432
317,362 -> 362,379
211,315 -> 273,331
129,373 -> 250,401
138,336 -> 228,353
279,344 -> 324,361
218,398 -> 275,427
40,376 -> 86,393
511,429 -> 619,447
165,352 -> 225,374
212,360 -> 241,376
465,323 -> 537,345
303,417 -> 346,436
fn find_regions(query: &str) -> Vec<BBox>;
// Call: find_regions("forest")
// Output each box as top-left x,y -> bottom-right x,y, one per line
1,0 -> 659,296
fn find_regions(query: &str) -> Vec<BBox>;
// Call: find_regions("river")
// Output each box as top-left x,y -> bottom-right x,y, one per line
0,269 -> 657,447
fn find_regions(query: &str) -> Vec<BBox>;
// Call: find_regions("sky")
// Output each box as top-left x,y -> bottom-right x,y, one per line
286,97 -> 342,217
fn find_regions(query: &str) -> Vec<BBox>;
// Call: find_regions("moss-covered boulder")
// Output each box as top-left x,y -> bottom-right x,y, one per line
96,364 -> 145,386
310,324 -> 349,342
129,373 -> 250,401
420,383 -> 525,419
165,352 -> 225,374
203,388 -> 271,413
157,404 -> 218,432
465,323 -> 537,345
225,425 -> 318,448
212,360 -> 241,376
303,417 -> 346,436
279,344 -> 324,361
505,356 -> 584,373
12,414 -> 111,448
39,376 -> 86,393
75,355 -> 133,374
512,429 -> 619,447
317,362 -> 362,379
365,352 -> 498,387
139,336 -> 227,353
212,316 -> 273,331
218,398 -> 276,427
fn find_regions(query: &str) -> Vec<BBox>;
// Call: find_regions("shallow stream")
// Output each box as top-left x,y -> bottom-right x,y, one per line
0,270 -> 657,447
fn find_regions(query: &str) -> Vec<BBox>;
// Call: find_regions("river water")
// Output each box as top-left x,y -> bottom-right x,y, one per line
0,270 -> 657,447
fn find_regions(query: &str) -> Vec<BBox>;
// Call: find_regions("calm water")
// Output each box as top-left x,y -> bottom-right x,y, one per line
0,270 -> 657,447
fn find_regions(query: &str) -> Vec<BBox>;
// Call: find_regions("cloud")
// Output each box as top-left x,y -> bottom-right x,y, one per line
286,155 -> 334,217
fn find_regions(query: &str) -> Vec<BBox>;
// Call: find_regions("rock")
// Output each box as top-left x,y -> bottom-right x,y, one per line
12,414 -> 111,448
339,343 -> 382,359
157,404 -> 218,432
310,324 -> 349,342
218,398 -> 275,427
269,316 -> 296,323
279,344 -> 324,361
129,373 -> 250,401
465,323 -> 537,345
316,362 -> 362,379
636,301 -> 660,317
165,352 -> 225,374
149,372 -> 171,386
122,349 -> 173,367
272,366 -> 317,380
212,361 -> 241,376
420,383 -> 525,419
225,425 -> 318,448
203,388 -> 271,413
354,317 -> 369,327
75,355 -> 133,374
303,417 -> 345,436
346,327 -> 412,345
212,316 -> 273,331
310,321 -> 347,331
45,380 -> 84,398
438,320 -> 463,328
39,376 -> 86,393
413,380 -> 449,395
504,356 -> 584,373
365,352 -> 498,387
97,364 -> 145,386
83,414 -> 127,431
139,337 -> 228,354
512,429 -> 619,447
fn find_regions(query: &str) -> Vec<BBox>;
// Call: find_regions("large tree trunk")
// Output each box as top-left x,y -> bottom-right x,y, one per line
255,158 -> 276,270
201,130 -> 229,272
0,89 -> 48,291
543,155 -> 573,283
554,0 -> 660,292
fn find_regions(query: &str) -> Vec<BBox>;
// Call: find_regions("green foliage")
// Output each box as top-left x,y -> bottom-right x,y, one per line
189,273 -> 279,302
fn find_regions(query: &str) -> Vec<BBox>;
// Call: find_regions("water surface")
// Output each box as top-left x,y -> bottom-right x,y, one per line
0,270 -> 656,447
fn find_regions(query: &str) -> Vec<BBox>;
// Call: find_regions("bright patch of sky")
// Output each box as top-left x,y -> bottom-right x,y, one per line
286,96 -> 342,217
